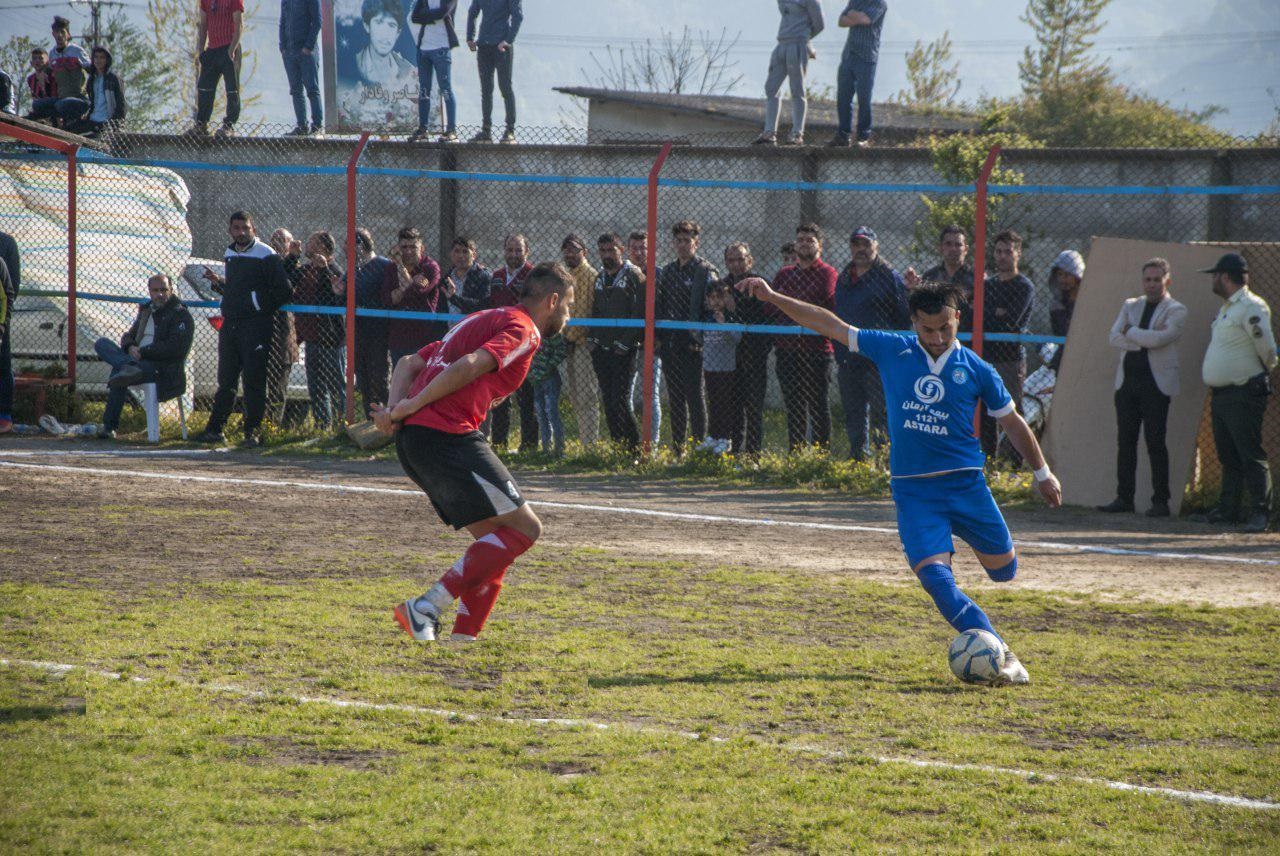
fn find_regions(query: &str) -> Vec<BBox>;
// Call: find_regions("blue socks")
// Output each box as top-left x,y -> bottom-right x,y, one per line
986,556 -> 1017,582
916,562 -> 1000,641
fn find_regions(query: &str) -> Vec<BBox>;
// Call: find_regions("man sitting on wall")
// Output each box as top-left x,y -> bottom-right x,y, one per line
94,274 -> 195,439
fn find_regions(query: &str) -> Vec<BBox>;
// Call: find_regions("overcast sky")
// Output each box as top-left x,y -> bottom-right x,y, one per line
2,0 -> 1277,134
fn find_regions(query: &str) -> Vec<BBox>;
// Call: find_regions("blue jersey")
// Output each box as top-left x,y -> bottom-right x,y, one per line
849,328 -> 1014,478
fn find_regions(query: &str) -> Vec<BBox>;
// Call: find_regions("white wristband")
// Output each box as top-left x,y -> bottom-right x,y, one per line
1033,465 -> 1053,483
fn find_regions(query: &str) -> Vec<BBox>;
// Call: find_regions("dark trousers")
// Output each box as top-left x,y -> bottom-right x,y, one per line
981,357 -> 1026,457
661,345 -> 706,452
281,47 -> 322,128
704,370 -> 737,441
207,315 -> 272,435
592,348 -> 639,448
1211,381 -> 1272,518
94,338 -> 160,432
492,379 -> 536,450
476,43 -> 515,132
836,54 -> 876,140
304,342 -> 345,429
0,320 -> 11,416
1114,377 -> 1171,505
266,314 -> 293,426
354,324 -> 390,414
837,355 -> 886,461
196,46 -> 241,126
776,349 -> 831,450
733,338 -> 771,455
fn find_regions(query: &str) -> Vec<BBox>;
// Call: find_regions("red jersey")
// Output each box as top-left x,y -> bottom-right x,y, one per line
201,0 -> 244,50
403,305 -> 542,434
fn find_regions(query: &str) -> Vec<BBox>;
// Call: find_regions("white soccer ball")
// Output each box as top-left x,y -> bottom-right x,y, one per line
948,629 -> 1006,683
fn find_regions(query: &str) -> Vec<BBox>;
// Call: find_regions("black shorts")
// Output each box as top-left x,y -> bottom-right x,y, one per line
396,424 -> 525,530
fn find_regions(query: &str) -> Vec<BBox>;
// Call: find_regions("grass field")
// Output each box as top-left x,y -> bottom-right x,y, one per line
1,447 -> 1278,853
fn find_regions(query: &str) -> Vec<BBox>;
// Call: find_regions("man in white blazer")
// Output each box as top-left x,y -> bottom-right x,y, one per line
1099,257 -> 1187,517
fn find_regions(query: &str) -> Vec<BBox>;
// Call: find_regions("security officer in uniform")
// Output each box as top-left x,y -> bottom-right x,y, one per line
1193,253 -> 1278,532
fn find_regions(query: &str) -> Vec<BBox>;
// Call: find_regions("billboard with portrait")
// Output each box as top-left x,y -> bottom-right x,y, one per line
327,0 -> 419,131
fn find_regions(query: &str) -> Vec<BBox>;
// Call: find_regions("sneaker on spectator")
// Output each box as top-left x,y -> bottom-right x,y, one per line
194,429 -> 225,444
407,127 -> 431,143
213,123 -> 236,138
1146,502 -> 1171,518
469,129 -> 493,143
108,364 -> 145,389
240,431 -> 262,449
438,130 -> 458,143
856,137 -> 871,148
309,125 -> 324,138
784,134 -> 805,146
1241,512 -> 1270,534
182,121 -> 209,138
825,132 -> 851,148
96,428 -> 116,440
498,128 -> 517,145
751,133 -> 777,146
284,125 -> 308,137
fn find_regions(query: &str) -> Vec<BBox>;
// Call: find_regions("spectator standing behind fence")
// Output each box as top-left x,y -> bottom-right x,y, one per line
530,329 -> 566,456
27,18 -> 89,127
755,0 -> 823,146
700,283 -> 742,455
409,0 -> 460,143
722,242 -> 772,456
0,70 -> 15,115
443,235 -> 491,321
780,241 -> 797,268
292,231 -> 347,429
769,223 -> 837,449
829,0 -> 886,148
559,234 -> 600,447
978,230 -> 1034,458
267,228 -> 301,426
590,232 -> 644,450
1191,253 -> 1278,533
381,226 -> 445,366
906,224 -> 974,330
353,227 -> 392,413
466,0 -> 522,144
187,0 -> 244,138
280,0 -> 323,136
0,231 -> 20,434
488,234 -> 538,450
71,47 -> 126,138
197,211 -> 291,447
1047,249 -> 1084,372
657,220 -> 719,455
627,230 -> 661,445
834,226 -> 909,461
93,275 -> 195,439
1097,258 -> 1186,518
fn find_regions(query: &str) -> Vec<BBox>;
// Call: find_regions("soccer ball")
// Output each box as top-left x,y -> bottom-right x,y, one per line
948,629 -> 1006,683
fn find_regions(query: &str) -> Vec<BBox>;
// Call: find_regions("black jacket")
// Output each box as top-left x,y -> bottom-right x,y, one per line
215,239 -> 292,321
0,230 -> 20,296
656,255 -> 719,351
412,0 -> 460,49
84,48 -> 127,125
589,262 -> 645,353
120,294 -> 195,400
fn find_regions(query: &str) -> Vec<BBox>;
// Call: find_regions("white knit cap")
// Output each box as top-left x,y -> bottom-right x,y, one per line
1053,250 -> 1085,279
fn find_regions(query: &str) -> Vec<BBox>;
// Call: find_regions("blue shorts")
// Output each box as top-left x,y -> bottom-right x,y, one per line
890,469 -> 1014,568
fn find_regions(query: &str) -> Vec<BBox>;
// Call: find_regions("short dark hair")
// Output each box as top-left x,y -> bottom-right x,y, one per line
908,282 -> 966,317
311,231 -> 336,256
561,234 -> 586,251
397,226 -> 421,242
354,227 -> 374,253
724,240 -> 752,258
939,224 -> 967,243
1142,257 -> 1170,278
52,16 -> 71,32
452,236 -> 477,254
993,229 -> 1022,249
705,280 -> 732,299
31,47 -> 47,57
598,232 -> 624,248
523,261 -> 575,301
362,0 -> 401,27
796,223 -> 823,242
228,210 -> 253,225
628,230 -> 646,244
91,46 -> 109,62
780,241 -> 795,255
672,220 -> 700,238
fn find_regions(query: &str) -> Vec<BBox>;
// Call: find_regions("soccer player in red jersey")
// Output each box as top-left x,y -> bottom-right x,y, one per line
374,261 -> 575,642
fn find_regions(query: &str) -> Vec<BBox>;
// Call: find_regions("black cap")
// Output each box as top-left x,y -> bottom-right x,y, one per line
1199,252 -> 1248,276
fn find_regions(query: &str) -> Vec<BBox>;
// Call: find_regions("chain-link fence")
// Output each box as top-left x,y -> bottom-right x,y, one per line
2,117 -> 1279,514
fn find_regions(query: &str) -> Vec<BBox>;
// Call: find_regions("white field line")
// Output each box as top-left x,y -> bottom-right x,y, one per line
0,448 -> 227,458
2,656 -> 1276,813
1,457 -> 1278,567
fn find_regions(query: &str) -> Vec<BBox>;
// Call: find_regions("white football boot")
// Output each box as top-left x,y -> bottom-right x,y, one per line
393,598 -> 440,641
995,646 -> 1030,685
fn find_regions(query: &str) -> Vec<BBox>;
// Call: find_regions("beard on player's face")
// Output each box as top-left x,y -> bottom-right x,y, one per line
913,309 -> 958,357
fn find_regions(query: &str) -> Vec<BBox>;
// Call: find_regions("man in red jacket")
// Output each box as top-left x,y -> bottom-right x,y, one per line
378,261 -> 573,642
768,222 -> 838,450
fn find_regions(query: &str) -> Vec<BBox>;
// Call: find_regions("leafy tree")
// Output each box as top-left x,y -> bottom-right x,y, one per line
1018,0 -> 1111,97
0,35 -> 41,115
100,12 -> 177,124
895,31 -> 960,110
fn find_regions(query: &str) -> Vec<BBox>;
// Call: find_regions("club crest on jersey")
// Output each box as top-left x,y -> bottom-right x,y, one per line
951,367 -> 968,385
914,375 -> 946,405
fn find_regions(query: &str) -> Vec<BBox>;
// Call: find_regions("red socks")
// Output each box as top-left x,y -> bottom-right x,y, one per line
437,526 -> 534,637
452,570 -> 507,638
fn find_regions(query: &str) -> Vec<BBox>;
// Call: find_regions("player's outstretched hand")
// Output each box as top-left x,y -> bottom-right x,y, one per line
1037,473 -> 1062,508
370,403 -> 399,436
735,276 -> 774,302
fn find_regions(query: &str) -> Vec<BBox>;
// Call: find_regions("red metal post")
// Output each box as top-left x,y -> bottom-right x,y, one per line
971,143 -> 1001,439
344,131 -> 372,424
642,142 -> 673,456
67,144 -> 80,391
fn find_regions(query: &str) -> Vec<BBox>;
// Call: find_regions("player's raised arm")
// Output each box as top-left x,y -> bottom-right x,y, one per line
735,276 -> 852,345
996,410 -> 1062,507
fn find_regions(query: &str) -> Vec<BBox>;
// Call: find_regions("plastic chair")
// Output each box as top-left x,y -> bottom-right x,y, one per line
140,382 -> 188,443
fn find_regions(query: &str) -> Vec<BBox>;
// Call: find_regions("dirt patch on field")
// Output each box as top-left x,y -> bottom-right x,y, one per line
0,441 -> 1278,607
224,735 -> 398,770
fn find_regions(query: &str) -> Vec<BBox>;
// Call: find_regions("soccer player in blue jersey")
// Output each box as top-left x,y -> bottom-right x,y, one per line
737,276 -> 1062,684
